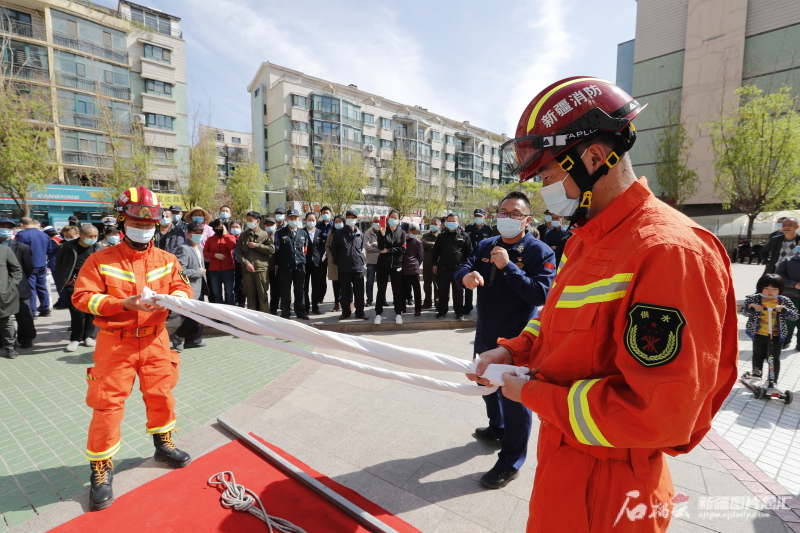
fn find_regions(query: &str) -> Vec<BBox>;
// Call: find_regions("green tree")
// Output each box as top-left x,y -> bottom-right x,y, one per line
707,85 -> 800,240
320,140 -> 369,214
185,126 -> 219,210
384,148 -> 418,216
227,159 -> 267,220
418,173 -> 448,222
651,98 -> 698,208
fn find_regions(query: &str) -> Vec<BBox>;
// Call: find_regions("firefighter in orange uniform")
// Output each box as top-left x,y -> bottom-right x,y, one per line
469,77 -> 738,532
72,186 -> 193,511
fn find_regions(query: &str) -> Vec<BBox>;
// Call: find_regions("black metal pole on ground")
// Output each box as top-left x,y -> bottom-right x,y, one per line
216,417 -> 401,533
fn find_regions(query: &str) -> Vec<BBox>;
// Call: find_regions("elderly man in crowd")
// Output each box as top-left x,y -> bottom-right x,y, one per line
15,217 -> 52,317
155,208 -> 185,255
761,217 -> 800,274
237,211 -> 274,312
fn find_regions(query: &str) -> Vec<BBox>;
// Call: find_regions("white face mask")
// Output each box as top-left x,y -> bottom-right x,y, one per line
496,217 -> 524,239
540,174 -> 579,217
125,226 -> 156,243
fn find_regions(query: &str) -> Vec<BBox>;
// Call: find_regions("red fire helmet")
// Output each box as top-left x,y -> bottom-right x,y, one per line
500,76 -> 645,184
113,186 -> 163,223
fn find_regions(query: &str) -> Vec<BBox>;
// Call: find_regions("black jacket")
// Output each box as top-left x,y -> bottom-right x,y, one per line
275,226 -> 310,269
432,227 -> 473,269
55,239 -> 102,292
330,227 -> 365,274
376,227 -> 406,269
760,234 -> 800,273
465,223 -> 494,248
303,226 -> 323,267
155,224 -> 186,256
7,241 -> 32,300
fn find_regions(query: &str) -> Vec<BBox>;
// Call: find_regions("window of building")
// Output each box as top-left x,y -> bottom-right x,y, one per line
214,132 -> 224,142
216,146 -> 226,157
431,131 -> 440,142
150,180 -> 174,192
254,88 -> 259,97
445,135 -> 454,145
432,150 -> 440,159
380,117 -> 392,130
445,170 -> 455,179
312,120 -> 340,139
143,43 -> 170,63
145,113 -> 173,130
60,129 -> 111,154
363,135 -> 376,146
232,136 -> 241,144
380,139 -> 392,150
292,121 -> 309,133
51,10 -> 126,50
446,153 -> 455,162
297,146 -> 309,158
312,94 -> 340,116
264,127 -> 268,140
292,94 -> 308,109
6,40 -> 48,71
151,147 -> 175,162
432,167 -> 440,177
362,113 -> 374,126
1,8 -> 32,25
145,78 -> 172,96
130,7 -> 172,36
492,163 -> 500,171
492,147 -> 499,157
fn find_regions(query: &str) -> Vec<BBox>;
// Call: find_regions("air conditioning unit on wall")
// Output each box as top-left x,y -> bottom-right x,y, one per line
133,114 -> 145,124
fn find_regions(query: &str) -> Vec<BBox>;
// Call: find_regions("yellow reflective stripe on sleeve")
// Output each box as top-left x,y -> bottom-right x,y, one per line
523,319 -> 541,336
555,273 -> 633,309
146,263 -> 174,283
88,294 -> 109,315
99,264 -> 136,282
85,441 -> 121,461
171,291 -> 189,299
146,419 -> 176,435
567,379 -> 613,447
526,78 -> 608,132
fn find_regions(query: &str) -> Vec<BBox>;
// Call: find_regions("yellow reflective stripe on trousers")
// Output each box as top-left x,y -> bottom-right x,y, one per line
85,441 -> 121,461
146,419 -> 176,435
567,379 -> 613,447
523,319 -> 541,336
555,273 -> 633,308
147,263 -> 173,283
99,264 -> 136,283
88,293 -> 109,315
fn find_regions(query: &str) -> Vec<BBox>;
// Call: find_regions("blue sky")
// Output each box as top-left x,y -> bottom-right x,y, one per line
140,0 -> 637,136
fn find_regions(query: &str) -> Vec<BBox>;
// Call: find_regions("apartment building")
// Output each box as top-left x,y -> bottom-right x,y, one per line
247,62 -> 508,215
0,0 -> 188,226
201,125 -> 253,181
616,0 -> 800,216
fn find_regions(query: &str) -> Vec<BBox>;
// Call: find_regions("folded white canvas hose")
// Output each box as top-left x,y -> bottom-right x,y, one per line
141,288 -> 529,396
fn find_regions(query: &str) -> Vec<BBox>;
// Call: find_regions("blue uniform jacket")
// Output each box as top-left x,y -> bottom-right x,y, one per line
15,228 -> 51,268
454,233 -> 556,353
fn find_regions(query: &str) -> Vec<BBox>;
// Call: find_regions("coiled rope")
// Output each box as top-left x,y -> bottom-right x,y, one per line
208,471 -> 308,532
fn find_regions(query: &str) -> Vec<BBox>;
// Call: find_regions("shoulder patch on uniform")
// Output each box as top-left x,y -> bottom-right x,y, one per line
624,303 -> 686,367
179,270 -> 190,284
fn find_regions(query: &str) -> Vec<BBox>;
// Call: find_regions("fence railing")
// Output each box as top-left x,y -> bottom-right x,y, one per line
0,18 -> 45,41
61,150 -> 113,168
55,72 -> 131,100
52,30 -> 128,64
59,111 -> 133,134
2,62 -> 49,82
67,0 -> 183,38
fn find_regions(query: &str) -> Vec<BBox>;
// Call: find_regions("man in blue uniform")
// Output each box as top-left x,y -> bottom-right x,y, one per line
463,208 -> 495,315
455,191 -> 555,489
275,209 -> 311,320
315,206 -> 334,306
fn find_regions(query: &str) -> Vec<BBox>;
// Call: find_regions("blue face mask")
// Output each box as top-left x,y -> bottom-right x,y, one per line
0,228 -> 13,240
190,233 -> 203,243
446,221 -> 458,231
192,216 -> 205,223
231,227 -> 241,236
172,214 -> 182,223
545,215 -> 552,222
372,223 -> 381,231
306,220 -> 316,229
430,225 -> 439,232
83,238 -> 97,246
246,221 -> 258,230
220,212 -> 230,220
552,220 -> 562,228
107,235 -> 120,245
474,217 -> 484,225
345,218 -> 357,227
266,225 -> 276,233
275,214 -> 285,222
388,218 -> 399,228
322,213 -> 331,221
334,223 -> 344,230
287,220 -> 299,228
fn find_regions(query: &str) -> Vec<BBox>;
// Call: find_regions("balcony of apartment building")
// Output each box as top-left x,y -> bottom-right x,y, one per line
55,72 -> 130,100
62,151 -> 113,169
2,39 -> 49,83
52,31 -> 127,64
0,8 -> 45,42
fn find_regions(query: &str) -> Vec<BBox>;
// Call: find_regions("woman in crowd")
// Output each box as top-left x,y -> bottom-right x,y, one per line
374,209 -> 406,325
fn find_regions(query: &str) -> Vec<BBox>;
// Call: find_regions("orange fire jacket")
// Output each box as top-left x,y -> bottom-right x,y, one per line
72,241 -> 192,327
498,178 -> 739,455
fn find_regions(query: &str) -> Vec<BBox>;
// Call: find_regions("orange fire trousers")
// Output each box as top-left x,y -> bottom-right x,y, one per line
528,422 -> 674,532
84,327 -> 180,461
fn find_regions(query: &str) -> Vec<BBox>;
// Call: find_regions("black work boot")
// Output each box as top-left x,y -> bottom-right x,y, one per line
153,431 -> 191,468
89,459 -> 114,511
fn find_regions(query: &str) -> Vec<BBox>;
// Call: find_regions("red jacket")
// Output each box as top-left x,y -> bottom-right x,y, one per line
203,233 -> 237,271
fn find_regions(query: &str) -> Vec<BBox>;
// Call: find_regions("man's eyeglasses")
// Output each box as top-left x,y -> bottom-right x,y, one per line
497,211 -> 529,220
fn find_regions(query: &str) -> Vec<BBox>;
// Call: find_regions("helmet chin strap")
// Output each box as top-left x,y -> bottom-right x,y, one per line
556,125 -> 637,228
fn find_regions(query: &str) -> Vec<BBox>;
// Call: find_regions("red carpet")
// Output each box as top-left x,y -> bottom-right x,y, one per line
51,434 -> 421,532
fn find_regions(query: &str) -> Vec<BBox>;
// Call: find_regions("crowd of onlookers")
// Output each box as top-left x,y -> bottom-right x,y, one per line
0,202 -> 575,360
